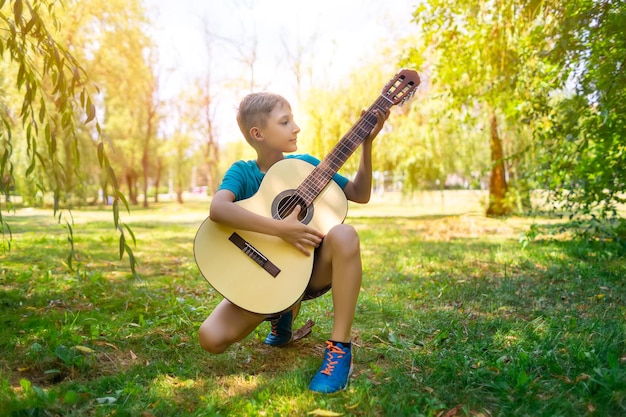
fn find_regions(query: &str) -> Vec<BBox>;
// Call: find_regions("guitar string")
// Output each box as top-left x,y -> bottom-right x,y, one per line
274,99 -> 387,220
274,79 -> 417,220
296,100 -> 387,204
275,93 -> 403,218
285,101 -> 385,217
291,80 -> 417,208
299,80 -> 417,201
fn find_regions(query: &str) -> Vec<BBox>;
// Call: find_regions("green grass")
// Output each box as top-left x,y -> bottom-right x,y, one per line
1,195 -> 625,416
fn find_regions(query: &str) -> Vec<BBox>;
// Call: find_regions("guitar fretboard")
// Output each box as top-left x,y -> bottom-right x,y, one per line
278,69 -> 419,215
295,97 -> 391,206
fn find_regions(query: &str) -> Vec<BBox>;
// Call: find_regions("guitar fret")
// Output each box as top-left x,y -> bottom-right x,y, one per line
295,97 -> 396,205
278,71 -> 418,214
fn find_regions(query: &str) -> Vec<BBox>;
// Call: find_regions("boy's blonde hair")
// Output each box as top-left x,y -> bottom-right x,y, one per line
236,92 -> 291,144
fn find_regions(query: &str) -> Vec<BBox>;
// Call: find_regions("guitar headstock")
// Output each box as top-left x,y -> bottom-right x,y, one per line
382,69 -> 421,105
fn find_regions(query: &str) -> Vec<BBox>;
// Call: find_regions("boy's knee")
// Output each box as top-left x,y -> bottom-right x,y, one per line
198,326 -> 228,354
327,224 -> 360,253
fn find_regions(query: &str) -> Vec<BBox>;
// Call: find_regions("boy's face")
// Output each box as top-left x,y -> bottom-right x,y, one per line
254,103 -> 300,153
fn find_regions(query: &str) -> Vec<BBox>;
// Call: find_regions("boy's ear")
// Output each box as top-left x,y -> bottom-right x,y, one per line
250,127 -> 263,142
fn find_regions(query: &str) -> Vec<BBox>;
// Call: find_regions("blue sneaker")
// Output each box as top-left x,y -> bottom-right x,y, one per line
263,309 -> 293,347
309,341 -> 353,393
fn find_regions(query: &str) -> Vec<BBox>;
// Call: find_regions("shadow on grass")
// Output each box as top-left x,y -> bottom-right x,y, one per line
2,214 -> 625,416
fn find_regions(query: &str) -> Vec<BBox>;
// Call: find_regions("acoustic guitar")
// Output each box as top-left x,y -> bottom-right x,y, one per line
194,69 -> 420,314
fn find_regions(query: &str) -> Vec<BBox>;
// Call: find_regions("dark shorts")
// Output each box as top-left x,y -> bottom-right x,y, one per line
264,246 -> 331,320
264,283 -> 331,321
302,283 -> 332,301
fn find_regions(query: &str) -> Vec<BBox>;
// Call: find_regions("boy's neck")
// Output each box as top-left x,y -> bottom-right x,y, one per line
256,152 -> 285,173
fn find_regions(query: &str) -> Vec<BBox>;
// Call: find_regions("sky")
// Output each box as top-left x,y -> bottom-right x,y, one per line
143,0 -> 420,142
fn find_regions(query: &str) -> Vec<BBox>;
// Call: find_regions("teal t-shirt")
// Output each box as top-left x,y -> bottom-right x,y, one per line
218,154 -> 349,202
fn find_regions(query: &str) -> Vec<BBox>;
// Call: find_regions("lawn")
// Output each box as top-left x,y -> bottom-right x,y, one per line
1,191 -> 625,416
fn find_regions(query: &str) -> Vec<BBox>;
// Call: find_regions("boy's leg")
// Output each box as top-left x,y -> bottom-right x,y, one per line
264,302 -> 301,347
198,298 -> 266,354
308,223 -> 362,343
307,223 -> 361,393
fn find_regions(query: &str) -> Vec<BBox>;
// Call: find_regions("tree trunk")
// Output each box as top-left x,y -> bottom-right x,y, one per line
142,94 -> 157,208
141,150 -> 149,208
153,158 -> 162,203
486,109 -> 510,217
126,170 -> 138,205
205,139 -> 219,195
176,176 -> 184,204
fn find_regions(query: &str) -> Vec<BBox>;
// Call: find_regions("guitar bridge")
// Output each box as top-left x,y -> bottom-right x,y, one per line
228,233 -> 281,277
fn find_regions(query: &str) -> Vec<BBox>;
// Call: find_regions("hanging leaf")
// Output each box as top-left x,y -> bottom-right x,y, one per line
38,97 -> 46,123
13,0 -> 23,24
97,142 -> 104,166
118,229 -> 125,259
123,223 -> 136,246
85,96 -> 96,123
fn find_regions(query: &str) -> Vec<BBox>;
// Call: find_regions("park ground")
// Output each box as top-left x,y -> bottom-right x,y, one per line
1,190 -> 625,416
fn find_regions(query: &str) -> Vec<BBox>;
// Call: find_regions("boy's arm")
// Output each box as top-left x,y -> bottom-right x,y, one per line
210,189 -> 323,256
342,108 -> 390,203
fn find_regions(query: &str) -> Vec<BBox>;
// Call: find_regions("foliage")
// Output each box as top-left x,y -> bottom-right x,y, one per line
530,0 -> 626,224
80,0 -> 160,207
406,0 -> 625,223
300,64 -> 390,176
405,0 -> 568,216
1,201 -> 625,416
0,0 -> 152,274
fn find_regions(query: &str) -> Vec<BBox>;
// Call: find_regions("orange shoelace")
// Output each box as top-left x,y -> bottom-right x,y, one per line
270,319 -> 280,336
320,341 -> 346,376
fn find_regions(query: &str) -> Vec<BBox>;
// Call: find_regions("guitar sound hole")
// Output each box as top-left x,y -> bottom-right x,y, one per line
272,191 -> 313,224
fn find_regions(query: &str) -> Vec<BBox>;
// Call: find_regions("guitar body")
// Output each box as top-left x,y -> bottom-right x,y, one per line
194,158 -> 348,315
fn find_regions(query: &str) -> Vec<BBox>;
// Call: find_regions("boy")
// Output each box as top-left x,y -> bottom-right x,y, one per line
198,92 -> 389,393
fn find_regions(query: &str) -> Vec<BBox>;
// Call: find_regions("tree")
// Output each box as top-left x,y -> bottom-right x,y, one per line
530,1 -> 626,226
409,0 -> 556,216
80,0 -> 158,207
1,0 -> 137,272
194,18 -> 220,196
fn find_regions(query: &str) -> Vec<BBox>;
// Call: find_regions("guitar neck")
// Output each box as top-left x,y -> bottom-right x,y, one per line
296,96 -> 393,206
292,69 -> 420,207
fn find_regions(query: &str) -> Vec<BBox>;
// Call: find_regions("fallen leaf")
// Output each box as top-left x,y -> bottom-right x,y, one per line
94,341 -> 119,350
293,319 -> 315,342
575,373 -> 590,383
442,404 -> 463,417
552,374 -> 573,384
307,409 -> 343,416
74,345 -> 95,354
96,396 -> 117,404
130,350 -> 138,360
